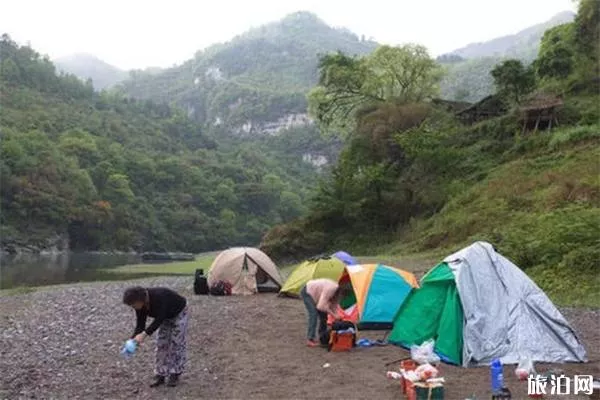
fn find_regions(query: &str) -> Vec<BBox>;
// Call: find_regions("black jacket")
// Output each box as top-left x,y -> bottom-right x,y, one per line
132,287 -> 186,336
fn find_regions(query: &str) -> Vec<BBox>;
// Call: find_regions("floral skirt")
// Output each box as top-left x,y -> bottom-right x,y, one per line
155,307 -> 189,376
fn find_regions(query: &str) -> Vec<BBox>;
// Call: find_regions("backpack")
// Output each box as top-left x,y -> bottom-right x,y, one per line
194,269 -> 209,295
210,280 -> 232,296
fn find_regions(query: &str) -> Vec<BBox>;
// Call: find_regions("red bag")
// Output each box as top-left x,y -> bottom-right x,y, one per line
329,331 -> 355,352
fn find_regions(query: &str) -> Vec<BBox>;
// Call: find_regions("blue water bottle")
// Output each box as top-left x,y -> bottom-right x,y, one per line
490,358 -> 503,393
120,339 -> 137,358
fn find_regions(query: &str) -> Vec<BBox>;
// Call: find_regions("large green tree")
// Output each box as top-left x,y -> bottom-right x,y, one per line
490,59 -> 536,104
308,45 -> 442,137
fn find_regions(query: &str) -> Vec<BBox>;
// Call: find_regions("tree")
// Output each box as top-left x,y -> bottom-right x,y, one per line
535,24 -> 575,80
490,59 -> 536,104
365,44 -> 442,103
308,45 -> 442,137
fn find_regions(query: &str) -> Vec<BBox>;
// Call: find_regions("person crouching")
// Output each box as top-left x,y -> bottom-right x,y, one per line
301,278 -> 345,347
123,286 -> 189,387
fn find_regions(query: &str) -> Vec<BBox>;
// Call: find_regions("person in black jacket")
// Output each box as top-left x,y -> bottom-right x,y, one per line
123,286 -> 189,387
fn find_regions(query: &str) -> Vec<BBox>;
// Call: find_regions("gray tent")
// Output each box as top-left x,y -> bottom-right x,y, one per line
444,242 -> 587,366
390,241 -> 587,366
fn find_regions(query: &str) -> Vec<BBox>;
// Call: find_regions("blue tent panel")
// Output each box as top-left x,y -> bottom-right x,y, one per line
362,265 -> 412,323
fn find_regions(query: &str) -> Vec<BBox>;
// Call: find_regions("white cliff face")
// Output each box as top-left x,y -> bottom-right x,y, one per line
229,113 -> 313,136
205,66 -> 224,81
262,113 -> 313,135
302,153 -> 329,168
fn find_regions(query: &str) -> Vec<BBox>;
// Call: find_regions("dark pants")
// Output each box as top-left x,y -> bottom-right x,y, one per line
301,286 -> 327,341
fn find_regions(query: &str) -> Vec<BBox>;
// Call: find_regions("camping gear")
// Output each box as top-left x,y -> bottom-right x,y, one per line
332,251 -> 358,265
515,357 -> 535,380
208,247 -> 282,295
194,269 -> 209,295
490,358 -> 504,393
209,280 -> 232,296
411,339 -> 441,365
414,382 -> 444,400
389,241 -> 588,366
328,321 -> 357,352
387,371 -> 403,379
357,338 -> 387,347
279,256 -> 345,297
415,364 -> 439,380
120,339 -> 137,358
328,264 -> 418,330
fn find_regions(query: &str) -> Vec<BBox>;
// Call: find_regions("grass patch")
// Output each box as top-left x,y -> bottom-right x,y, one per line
106,255 -> 215,276
0,286 -> 37,297
528,264 -> 600,308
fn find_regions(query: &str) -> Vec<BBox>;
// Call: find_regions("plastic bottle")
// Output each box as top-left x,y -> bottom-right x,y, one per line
121,339 -> 137,358
490,358 -> 503,393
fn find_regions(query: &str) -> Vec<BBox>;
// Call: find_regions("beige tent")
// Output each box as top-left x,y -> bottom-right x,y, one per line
207,247 -> 283,295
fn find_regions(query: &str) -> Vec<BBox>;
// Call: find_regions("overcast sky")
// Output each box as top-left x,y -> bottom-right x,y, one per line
1,0 -> 577,70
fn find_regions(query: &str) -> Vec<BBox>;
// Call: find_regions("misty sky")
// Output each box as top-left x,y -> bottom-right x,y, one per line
1,0 -> 577,70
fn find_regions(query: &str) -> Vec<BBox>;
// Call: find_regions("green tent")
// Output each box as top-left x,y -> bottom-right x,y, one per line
279,257 -> 346,297
390,242 -> 588,367
388,262 -> 464,365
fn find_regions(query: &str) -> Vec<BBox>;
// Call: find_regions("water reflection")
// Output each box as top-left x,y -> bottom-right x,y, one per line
0,252 -> 142,289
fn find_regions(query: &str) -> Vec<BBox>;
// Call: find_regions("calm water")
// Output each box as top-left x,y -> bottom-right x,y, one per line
0,252 -> 151,289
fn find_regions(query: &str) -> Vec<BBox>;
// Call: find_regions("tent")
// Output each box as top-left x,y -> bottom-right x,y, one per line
332,251 -> 358,265
389,241 -> 588,366
331,264 -> 419,330
279,257 -> 346,297
207,247 -> 283,295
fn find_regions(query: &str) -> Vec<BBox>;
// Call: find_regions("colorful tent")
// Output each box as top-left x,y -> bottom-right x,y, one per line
332,264 -> 418,330
332,251 -> 358,265
279,257 -> 346,297
208,247 -> 283,295
389,242 -> 588,366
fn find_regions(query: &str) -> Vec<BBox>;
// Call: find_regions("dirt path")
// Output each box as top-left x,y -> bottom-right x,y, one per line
1,277 -> 598,399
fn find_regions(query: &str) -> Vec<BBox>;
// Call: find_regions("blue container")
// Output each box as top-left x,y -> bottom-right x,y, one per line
490,358 -> 504,393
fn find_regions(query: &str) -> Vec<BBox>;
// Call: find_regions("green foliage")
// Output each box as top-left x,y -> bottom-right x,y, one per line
117,12 -> 377,132
535,23 -> 575,80
490,59 -> 536,104
0,35 -> 319,252
262,4 -> 598,307
308,45 -> 442,137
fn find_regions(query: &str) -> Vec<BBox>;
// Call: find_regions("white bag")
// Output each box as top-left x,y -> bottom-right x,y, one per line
410,339 -> 441,365
515,357 -> 535,380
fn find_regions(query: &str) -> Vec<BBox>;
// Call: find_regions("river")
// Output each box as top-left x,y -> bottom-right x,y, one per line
0,252 -> 148,289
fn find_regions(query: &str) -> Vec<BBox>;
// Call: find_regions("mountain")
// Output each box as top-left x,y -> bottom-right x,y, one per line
438,11 -> 576,102
446,11 -> 575,60
118,11 -> 378,138
54,53 -> 129,90
0,34 -> 320,253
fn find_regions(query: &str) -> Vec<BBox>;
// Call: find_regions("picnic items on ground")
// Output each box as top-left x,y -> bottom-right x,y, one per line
411,339 -> 441,365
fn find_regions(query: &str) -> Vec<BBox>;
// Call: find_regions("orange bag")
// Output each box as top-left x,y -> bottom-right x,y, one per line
328,330 -> 355,352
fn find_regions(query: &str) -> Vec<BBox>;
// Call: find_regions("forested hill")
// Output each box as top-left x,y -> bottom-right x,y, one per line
446,11 -> 575,60
261,0 -> 599,306
439,11 -> 576,102
0,34 -> 320,253
117,11 -> 378,136
54,53 -> 128,90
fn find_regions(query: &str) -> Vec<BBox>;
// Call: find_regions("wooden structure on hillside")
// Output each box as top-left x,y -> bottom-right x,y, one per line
431,98 -> 473,114
455,95 -> 508,125
519,94 -> 563,134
